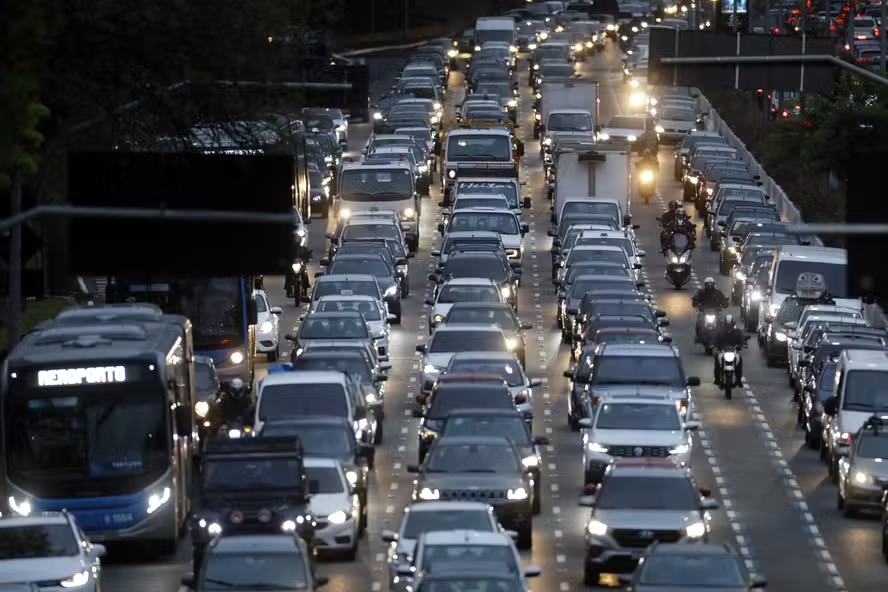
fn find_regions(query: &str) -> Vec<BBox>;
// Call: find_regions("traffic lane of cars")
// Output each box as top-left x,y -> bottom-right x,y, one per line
664,170 -> 886,588
633,153 -> 846,591
532,53 -> 737,588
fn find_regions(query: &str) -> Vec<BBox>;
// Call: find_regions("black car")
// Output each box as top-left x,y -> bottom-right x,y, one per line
323,253 -> 403,320
408,435 -> 535,549
442,302 -> 532,365
440,409 -> 549,514
559,275 -> 644,336
431,252 -> 520,310
190,437 -> 315,570
323,239 -> 412,296
414,374 -> 517,463
622,542 -> 767,590
256,417 -> 371,531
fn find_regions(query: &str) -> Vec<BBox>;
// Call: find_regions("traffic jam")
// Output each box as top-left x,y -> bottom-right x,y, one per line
3,1 -> 888,591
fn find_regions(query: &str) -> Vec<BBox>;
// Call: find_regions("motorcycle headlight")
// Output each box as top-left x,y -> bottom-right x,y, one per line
60,571 -> 90,588
639,170 -> 654,183
501,285 -> 512,298
522,455 -> 539,468
384,285 -> 399,298
419,487 -> 440,500
339,208 -> 352,219
542,137 -> 552,146
432,314 -> 444,325
751,290 -> 762,301
448,48 -> 458,57
229,350 -> 245,365
723,352 -> 736,362
678,251 -> 690,263
373,112 -> 383,120
474,45 -> 482,51
292,262 -> 302,273
655,125 -> 665,133
195,401 -> 210,417
734,270 -> 746,281
505,337 -> 519,350
528,43 -> 537,50
704,314 -> 716,323
508,99 -> 517,108
774,332 -> 787,342
629,78 -> 640,88
259,320 -> 273,333
510,45 -> 518,53
346,470 -> 359,486
366,392 -> 380,405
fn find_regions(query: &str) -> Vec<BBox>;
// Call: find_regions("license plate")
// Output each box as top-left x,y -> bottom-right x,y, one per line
104,512 -> 134,525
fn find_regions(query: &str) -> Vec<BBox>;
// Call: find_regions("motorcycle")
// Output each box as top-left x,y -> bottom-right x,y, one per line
204,378 -> 255,443
285,260 -> 311,306
637,164 -> 657,204
664,233 -> 693,289
715,346 -> 743,400
695,308 -> 723,355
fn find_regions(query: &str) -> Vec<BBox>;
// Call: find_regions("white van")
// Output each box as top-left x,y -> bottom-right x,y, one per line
823,349 -> 888,475
759,246 -> 857,336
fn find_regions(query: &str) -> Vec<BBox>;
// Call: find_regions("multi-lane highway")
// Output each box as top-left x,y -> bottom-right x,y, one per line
101,41 -> 884,592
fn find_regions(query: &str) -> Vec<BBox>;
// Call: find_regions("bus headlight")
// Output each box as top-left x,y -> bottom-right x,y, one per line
8,496 -> 32,516
195,400 -> 210,417
229,350 -> 245,365
146,487 -> 171,515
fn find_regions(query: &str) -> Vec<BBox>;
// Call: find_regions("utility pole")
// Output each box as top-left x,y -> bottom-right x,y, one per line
881,0 -> 887,71
7,172 -> 23,350
404,0 -> 410,40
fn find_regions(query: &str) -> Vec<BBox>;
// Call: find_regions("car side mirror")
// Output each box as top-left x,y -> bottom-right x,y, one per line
533,436 -> 551,446
324,232 -> 337,241
563,369 -> 575,379
319,257 -> 329,266
285,332 -> 298,342
406,464 -> 421,473
523,197 -> 532,209
316,576 -> 330,587
823,396 -> 838,415
636,249 -> 646,257
181,575 -> 195,589
750,576 -> 768,589
684,420 -> 701,431
424,298 -> 435,305
431,249 -> 441,257
387,313 -> 398,323
380,361 -> 393,371
270,306 -> 283,316
524,567 -> 542,578
438,200 -> 445,207
657,317 -> 670,327
701,497 -> 720,510
520,222 -> 530,235
301,295 -> 312,303
396,258 -> 408,266
427,274 -> 438,282
314,271 -> 325,278
529,378 -> 543,387
687,376 -> 701,386
517,141 -> 526,157
92,543 -> 107,558
381,530 -> 398,543
655,309 -> 666,317
437,223 -> 445,234
578,418 -> 593,428
547,229 -> 557,237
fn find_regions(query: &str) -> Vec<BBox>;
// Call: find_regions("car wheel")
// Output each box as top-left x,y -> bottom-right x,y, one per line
583,565 -> 601,586
343,536 -> 359,561
374,422 -> 384,445
516,525 -> 532,550
267,347 -> 278,362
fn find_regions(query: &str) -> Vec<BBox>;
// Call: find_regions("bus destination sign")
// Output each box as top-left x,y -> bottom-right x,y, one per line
37,366 -> 129,387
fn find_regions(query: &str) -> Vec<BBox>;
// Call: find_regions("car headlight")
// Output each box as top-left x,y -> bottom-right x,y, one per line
501,286 -> 512,298
627,135 -> 637,142
346,470 -> 359,486
669,443 -> 690,455
423,364 -> 440,374
417,163 -> 429,173
401,207 -> 416,219
621,35 -> 628,41
685,521 -> 706,538
774,332 -> 787,342
366,392 -> 380,405
540,31 -> 549,39
431,314 -> 444,325
522,456 -> 539,468
373,112 -> 383,120
259,320 -> 273,333
281,519 -> 298,532
655,125 -> 665,133
598,132 -> 610,141
606,24 -> 616,31
507,487 -> 528,500
327,510 -> 349,524
506,337 -> 519,350
475,45 -> 482,51
723,352 -> 736,363
384,285 -> 399,298
448,48 -> 458,57
542,137 -> 552,146
195,400 -> 210,417
734,270 -> 746,281
587,442 -> 608,452
339,208 -> 352,219
292,262 -> 302,273
147,487 -> 171,514
336,125 -> 346,132
229,350 -> 244,365
687,176 -> 698,185
207,522 -> 223,535
574,43 -> 584,51
60,571 -> 90,588
430,115 -> 440,125
8,496 -> 31,515
528,43 -> 538,50
533,64 -> 540,70
508,99 -> 517,108
419,487 -> 441,500
586,41 -> 594,47
587,519 -> 608,536
447,169 -> 456,179
853,470 -> 873,485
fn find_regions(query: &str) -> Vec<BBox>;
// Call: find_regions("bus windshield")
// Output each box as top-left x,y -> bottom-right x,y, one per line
446,135 -> 513,161
5,382 -> 169,497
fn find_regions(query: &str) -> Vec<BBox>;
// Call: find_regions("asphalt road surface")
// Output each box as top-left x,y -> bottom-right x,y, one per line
100,42 -> 879,592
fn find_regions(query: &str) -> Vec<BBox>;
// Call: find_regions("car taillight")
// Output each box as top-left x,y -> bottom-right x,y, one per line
514,394 -> 527,404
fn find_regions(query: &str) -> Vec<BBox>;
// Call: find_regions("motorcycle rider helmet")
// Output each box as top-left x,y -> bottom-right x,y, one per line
668,200 -> 679,212
675,207 -> 688,220
724,314 -> 736,328
703,277 -> 716,290
643,148 -> 652,157
230,377 -> 246,398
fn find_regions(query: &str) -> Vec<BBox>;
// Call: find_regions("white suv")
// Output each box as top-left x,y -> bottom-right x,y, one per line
0,513 -> 106,591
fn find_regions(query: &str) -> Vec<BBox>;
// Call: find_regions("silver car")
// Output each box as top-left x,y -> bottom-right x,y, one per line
444,351 -> 541,420
311,295 -> 396,360
425,277 -> 505,333
416,324 -> 511,395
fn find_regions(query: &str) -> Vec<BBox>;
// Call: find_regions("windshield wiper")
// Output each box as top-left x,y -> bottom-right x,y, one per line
462,468 -> 497,473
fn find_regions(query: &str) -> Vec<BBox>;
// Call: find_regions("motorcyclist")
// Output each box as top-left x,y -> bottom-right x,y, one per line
659,200 -> 680,228
638,148 -> 658,172
714,314 -> 746,387
692,277 -> 729,340
286,244 -> 313,299
215,377 -> 253,427
660,206 -> 695,253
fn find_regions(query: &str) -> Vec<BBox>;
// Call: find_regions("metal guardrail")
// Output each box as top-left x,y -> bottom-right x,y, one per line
695,92 -> 888,328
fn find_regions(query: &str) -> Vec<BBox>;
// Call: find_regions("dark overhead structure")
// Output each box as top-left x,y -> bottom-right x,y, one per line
648,29 -> 836,93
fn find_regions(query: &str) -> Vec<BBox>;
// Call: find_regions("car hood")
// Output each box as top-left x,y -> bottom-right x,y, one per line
422,353 -> 456,369
419,473 -> 524,490
367,320 -> 388,335
299,338 -> 371,349
0,557 -> 87,583
394,537 -> 418,559
498,233 -> 522,249
590,385 -> 688,401
589,429 -> 685,447
658,119 -> 696,130
602,126 -> 645,138
309,492 -> 351,517
593,508 -> 701,530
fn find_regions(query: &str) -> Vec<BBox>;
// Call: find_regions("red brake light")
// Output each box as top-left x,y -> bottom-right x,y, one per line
514,393 -> 527,404
229,510 -> 244,524
415,394 -> 427,404
583,483 -> 598,494
699,487 -> 711,497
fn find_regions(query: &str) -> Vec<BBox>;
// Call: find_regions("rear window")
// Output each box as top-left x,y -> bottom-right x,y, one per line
429,331 -> 506,353
429,387 -> 513,418
259,384 -> 348,420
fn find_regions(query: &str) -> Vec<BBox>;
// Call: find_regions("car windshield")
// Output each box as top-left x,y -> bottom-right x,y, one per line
428,387 -> 512,418
443,413 -> 529,439
339,169 -> 414,198
443,257 -> 508,281
423,544 -> 520,573
258,384 -> 348,420
291,357 -> 372,383
202,552 -> 307,591
477,82 -> 513,96
568,250 -> 629,268
313,280 -> 379,300
595,403 -> 681,430
658,106 -> 695,121
540,63 -> 575,77
596,476 -> 698,509
329,259 -> 391,278
449,360 -> 524,386
0,524 -> 79,559
299,316 -> 368,339
302,116 -> 334,131
306,465 -> 345,494
547,112 -> 594,131
591,355 -> 684,387
843,371 -> 888,411
455,182 -> 519,209
586,303 -> 651,320
316,299 -> 382,321
438,285 -> 501,303
202,457 -> 305,491
594,330 -> 659,344
775,261 -> 848,297
453,197 -> 510,210
562,203 -> 620,221
575,237 -> 633,256
402,510 -> 494,539
638,554 -> 746,587
425,443 -> 519,473
717,188 -> 764,201
260,423 -> 353,456
450,212 -> 519,234
309,170 -> 324,187
446,135 -> 512,160
446,307 -> 517,329
607,116 -> 645,129
429,331 -> 505,353
342,223 -> 401,241
570,278 -> 634,299
396,128 -> 433,143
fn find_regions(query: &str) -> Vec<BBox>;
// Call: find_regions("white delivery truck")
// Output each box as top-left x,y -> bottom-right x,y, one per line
551,143 -> 631,228
474,17 -> 518,51
535,80 -> 600,147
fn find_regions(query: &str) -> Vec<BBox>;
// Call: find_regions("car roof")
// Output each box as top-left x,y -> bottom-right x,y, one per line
432,323 -> 504,333
302,311 -> 367,319
317,294 -> 378,302
442,277 -> 499,286
448,302 -> 512,310
212,534 -> 300,554
303,457 -> 342,469
0,514 -> 70,527
444,408 -> 524,418
405,501 -> 495,513
450,351 -> 519,361
261,416 -> 352,428
316,273 -> 379,282
597,343 -> 677,356
260,371 -> 349,387
608,459 -> 692,477
420,530 -> 513,545
647,542 -> 738,556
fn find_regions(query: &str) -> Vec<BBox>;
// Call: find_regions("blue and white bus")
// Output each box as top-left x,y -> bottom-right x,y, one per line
108,277 -> 258,388
2,319 -> 197,553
